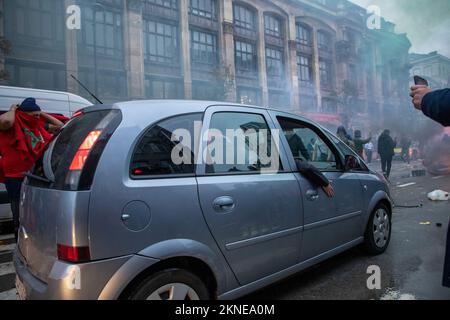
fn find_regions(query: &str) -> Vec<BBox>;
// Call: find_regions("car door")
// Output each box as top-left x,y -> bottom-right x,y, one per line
273,114 -> 364,261
196,106 -> 304,285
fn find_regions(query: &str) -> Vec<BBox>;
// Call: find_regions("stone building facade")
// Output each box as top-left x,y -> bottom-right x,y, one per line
410,51 -> 450,90
0,0 -> 411,127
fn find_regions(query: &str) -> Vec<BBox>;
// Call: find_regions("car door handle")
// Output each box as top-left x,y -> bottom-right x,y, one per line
306,190 -> 319,201
213,196 -> 235,213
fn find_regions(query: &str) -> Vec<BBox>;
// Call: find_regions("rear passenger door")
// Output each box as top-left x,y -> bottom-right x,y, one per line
196,106 -> 304,285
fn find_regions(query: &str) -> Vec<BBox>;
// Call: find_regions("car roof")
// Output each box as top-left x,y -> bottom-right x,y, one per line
112,100 -> 312,119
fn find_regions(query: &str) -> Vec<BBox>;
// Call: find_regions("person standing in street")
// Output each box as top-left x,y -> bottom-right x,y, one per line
410,84 -> 450,288
353,130 -> 372,158
0,98 -> 64,240
377,129 -> 396,179
364,140 -> 374,163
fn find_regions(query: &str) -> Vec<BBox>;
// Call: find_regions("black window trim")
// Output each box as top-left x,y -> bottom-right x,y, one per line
275,115 -> 346,173
129,112 -> 204,180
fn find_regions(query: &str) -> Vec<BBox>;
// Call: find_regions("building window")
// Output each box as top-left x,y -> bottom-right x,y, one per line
146,0 -> 178,10
77,5 -> 123,59
4,0 -> 65,48
300,95 -> 317,112
322,98 -> 337,113
146,78 -> 182,99
78,68 -> 127,101
296,24 -> 311,46
319,60 -> 332,87
190,29 -> 218,67
235,40 -> 257,74
190,0 -> 217,20
264,15 -> 282,38
317,31 -> 331,52
5,60 -> 66,92
297,55 -> 313,85
192,81 -> 221,100
143,20 -> 178,64
348,64 -> 358,87
233,4 -> 256,31
266,47 -> 284,77
269,91 -> 289,108
238,88 -> 259,105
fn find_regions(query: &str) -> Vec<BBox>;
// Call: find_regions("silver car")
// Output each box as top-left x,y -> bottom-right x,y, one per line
14,101 -> 392,300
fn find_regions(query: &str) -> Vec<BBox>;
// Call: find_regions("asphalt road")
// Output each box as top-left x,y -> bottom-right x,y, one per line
1,160 -> 449,300
245,160 -> 450,300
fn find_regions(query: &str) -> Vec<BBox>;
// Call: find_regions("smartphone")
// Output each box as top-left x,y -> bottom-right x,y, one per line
414,75 -> 429,86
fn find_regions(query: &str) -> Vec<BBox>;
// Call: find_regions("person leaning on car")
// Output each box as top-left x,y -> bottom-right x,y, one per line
410,85 -> 450,288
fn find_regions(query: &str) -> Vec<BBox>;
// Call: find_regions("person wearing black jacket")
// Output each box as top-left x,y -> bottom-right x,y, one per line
294,159 -> 334,198
377,130 -> 396,179
410,85 -> 450,288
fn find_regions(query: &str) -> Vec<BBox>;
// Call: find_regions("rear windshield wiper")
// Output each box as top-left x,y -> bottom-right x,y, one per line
24,172 -> 53,184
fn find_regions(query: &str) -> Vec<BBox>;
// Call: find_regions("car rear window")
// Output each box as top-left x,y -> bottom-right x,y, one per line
29,110 -> 115,189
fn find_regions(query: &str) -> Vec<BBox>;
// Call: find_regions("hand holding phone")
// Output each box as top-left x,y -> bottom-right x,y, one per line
414,75 -> 429,86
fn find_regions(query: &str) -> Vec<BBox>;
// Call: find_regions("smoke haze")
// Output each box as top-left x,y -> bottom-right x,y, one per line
350,0 -> 450,56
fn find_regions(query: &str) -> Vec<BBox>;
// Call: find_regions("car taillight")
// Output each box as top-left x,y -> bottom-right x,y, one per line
69,130 -> 102,171
72,110 -> 83,118
57,244 -> 90,263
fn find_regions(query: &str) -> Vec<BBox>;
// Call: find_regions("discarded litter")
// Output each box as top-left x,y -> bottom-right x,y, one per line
427,190 -> 450,201
419,221 -> 432,225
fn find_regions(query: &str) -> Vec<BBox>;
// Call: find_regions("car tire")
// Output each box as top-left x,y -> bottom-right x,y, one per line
363,203 -> 392,255
127,268 -> 211,300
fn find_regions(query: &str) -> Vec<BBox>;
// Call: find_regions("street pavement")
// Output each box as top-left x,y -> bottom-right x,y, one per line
0,160 -> 449,300
246,160 -> 450,300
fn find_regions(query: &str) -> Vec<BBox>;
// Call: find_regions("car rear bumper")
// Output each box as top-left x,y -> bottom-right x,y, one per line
14,248 -> 132,300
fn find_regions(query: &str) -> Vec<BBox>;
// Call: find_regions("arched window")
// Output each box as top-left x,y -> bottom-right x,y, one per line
190,0 -> 217,20
317,30 -> 332,52
233,3 -> 256,31
296,23 -> 312,46
264,14 -> 282,38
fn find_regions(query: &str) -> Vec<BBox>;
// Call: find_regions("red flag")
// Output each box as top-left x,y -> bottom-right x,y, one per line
0,111 -> 53,181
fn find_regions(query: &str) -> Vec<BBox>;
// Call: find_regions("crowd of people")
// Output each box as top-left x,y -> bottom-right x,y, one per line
335,125 -> 415,179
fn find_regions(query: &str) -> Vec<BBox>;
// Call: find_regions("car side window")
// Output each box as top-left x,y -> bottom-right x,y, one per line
130,113 -> 203,177
206,112 -> 282,174
277,116 -> 338,171
328,133 -> 369,172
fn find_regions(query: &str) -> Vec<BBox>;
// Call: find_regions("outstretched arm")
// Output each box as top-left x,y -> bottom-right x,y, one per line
411,86 -> 450,127
295,159 -> 334,198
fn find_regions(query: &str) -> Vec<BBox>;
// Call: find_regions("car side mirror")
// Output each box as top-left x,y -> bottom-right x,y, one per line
345,155 -> 360,171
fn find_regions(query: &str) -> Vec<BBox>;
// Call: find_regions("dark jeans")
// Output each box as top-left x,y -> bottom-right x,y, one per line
4,178 -> 23,241
380,156 -> 393,178
444,220 -> 450,287
366,150 -> 373,163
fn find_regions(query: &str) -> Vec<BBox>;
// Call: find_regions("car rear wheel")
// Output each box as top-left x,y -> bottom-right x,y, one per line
363,203 -> 391,255
127,268 -> 211,300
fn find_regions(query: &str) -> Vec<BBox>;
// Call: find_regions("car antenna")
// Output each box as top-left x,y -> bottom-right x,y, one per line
70,74 -> 103,104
